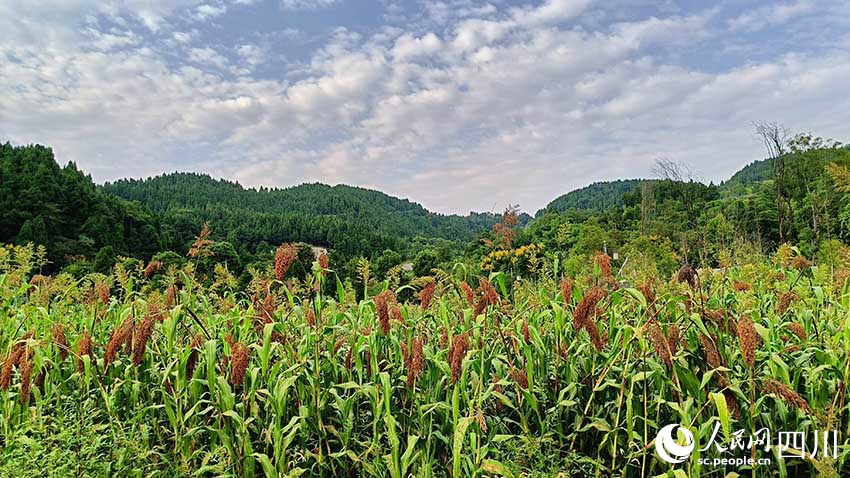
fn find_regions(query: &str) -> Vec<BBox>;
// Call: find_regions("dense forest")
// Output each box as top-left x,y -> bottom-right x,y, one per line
539,179 -> 644,215
0,143 -> 162,273
2,129 -> 849,293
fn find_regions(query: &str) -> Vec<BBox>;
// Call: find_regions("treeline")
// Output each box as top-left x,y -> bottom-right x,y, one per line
3,129 -> 849,288
0,143 -> 514,280
0,143 -> 161,273
103,172 -> 517,257
490,132 -> 850,281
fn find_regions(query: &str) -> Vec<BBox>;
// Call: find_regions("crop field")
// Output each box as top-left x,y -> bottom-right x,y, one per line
0,243 -> 848,477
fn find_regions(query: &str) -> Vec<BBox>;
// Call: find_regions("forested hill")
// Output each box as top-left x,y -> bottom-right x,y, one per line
0,143 -> 161,270
538,179 -> 644,215
719,159 -> 774,196
104,173 -> 518,248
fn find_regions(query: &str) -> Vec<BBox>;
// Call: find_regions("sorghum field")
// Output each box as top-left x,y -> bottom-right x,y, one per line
1,243 -> 848,477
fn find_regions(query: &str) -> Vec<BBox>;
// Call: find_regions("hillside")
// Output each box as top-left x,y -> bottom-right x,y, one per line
721,158 -> 773,188
0,143 -> 161,270
103,173 -> 516,256
538,179 -> 644,215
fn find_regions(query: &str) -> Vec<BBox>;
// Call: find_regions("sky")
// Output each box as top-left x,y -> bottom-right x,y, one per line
2,0 -> 850,215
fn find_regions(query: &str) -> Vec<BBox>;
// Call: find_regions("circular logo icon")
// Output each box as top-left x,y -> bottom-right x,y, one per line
655,424 -> 695,464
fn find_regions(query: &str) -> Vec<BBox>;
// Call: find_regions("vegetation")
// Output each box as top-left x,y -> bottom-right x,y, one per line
1,240 -> 849,477
540,179 -> 644,215
0,143 -> 162,271
2,128 -> 850,476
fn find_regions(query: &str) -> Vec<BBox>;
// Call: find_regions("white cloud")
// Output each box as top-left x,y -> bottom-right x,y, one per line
728,0 -> 815,32
3,0 -> 850,214
194,3 -> 228,20
513,0 -> 594,26
392,33 -> 442,60
172,31 -> 195,44
281,0 -> 339,10
236,44 -> 265,69
187,47 -> 230,69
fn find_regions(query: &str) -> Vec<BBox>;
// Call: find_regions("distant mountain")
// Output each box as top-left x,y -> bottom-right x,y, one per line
720,158 -> 774,191
538,179 -> 645,215
103,172 -> 517,256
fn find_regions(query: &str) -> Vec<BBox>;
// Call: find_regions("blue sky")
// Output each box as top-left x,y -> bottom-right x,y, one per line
2,0 -> 849,214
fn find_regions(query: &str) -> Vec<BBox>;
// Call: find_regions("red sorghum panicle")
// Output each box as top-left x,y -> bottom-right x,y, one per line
699,333 -> 723,370
77,331 -> 92,374
572,287 -> 606,352
1,343 -> 25,391
261,294 -> 275,325
19,346 -> 33,403
274,243 -> 298,280
188,223 -> 213,258
491,375 -> 504,410
229,340 -> 250,387
52,323 -> 68,360
786,322 -> 807,341
406,336 -> 424,388
595,251 -> 612,277
391,304 -> 403,323
586,321 -> 606,352
777,291 -> 797,316
318,251 -> 329,275
474,278 -> 499,315
763,379 -> 811,413
645,319 -> 672,368
698,333 -> 730,387
510,367 -> 528,389
106,316 -> 134,367
790,255 -> 812,270
733,281 -> 752,292
143,260 -> 162,278
449,333 -> 468,383
303,301 -> 316,328
133,312 -> 155,365
522,317 -> 530,344
724,390 -> 742,420
574,287 -> 604,331
703,309 -> 724,321
459,281 -> 476,308
676,264 -> 697,289
479,278 -> 499,307
419,281 -> 436,309
186,334 -> 204,379
704,308 -> 736,335
737,316 -> 759,368
638,278 -> 656,308
29,274 -> 49,289
165,284 -> 178,308
667,325 -> 682,356
333,337 -> 346,354
35,366 -> 47,392
560,277 -> 573,304
345,346 -> 354,370
375,290 -> 395,335
96,282 -> 110,304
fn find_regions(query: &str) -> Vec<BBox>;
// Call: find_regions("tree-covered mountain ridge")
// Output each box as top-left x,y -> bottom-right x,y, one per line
103,172 -> 530,243
539,151 -> 840,215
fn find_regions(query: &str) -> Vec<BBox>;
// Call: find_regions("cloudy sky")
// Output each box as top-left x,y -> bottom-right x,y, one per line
2,0 -> 849,214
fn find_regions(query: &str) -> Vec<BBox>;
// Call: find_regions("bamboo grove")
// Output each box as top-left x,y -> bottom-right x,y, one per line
0,242 -> 849,477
